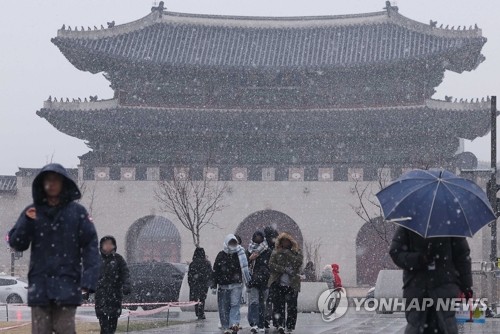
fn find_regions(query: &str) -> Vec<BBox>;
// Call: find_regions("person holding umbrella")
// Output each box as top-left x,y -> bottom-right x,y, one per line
377,169 -> 496,334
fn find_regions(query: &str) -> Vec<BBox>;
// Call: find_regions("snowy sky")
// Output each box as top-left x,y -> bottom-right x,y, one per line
0,0 -> 499,175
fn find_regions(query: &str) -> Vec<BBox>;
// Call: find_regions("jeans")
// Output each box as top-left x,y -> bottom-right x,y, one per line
217,284 -> 243,329
272,284 -> 298,330
31,304 -> 77,334
247,287 -> 268,328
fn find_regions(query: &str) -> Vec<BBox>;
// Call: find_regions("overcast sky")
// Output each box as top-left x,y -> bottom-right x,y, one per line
0,0 -> 499,175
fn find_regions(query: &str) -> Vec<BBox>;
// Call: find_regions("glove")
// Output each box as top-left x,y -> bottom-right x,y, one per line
82,291 -> 90,301
463,288 -> 473,301
285,267 -> 294,275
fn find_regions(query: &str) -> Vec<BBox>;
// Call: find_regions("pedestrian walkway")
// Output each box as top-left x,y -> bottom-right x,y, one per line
128,309 -> 500,334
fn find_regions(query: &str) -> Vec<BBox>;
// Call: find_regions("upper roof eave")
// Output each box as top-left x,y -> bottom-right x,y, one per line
55,7 -> 483,40
38,98 -> 494,113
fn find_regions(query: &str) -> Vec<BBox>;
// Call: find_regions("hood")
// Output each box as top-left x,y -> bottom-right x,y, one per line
100,235 -> 117,253
264,226 -> 279,249
32,163 -> 81,205
223,234 -> 238,253
332,264 -> 339,273
275,232 -> 299,252
192,247 -> 206,261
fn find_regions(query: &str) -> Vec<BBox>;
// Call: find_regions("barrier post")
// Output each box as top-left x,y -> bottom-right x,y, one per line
166,308 -> 169,326
126,315 -> 130,333
5,304 -> 8,322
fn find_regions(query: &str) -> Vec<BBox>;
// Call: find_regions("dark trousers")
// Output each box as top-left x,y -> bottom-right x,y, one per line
31,304 -> 77,334
97,314 -> 119,334
190,288 -> 208,318
272,284 -> 298,330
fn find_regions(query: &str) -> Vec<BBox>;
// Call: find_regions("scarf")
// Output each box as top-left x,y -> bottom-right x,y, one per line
223,234 -> 251,286
247,239 -> 269,255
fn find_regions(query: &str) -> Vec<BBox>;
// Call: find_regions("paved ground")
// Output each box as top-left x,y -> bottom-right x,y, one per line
127,308 -> 500,334
2,305 -> 498,333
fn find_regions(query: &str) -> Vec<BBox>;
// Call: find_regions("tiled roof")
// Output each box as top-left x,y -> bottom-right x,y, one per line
37,98 -> 494,141
0,176 -> 16,193
52,9 -> 486,72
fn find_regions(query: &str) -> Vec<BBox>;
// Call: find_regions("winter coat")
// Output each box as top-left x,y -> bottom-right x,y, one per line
188,247 -> 213,297
389,226 -> 472,292
247,248 -> 272,289
8,163 -> 99,306
95,236 -> 131,316
321,266 -> 334,289
268,233 -> 303,292
389,226 -> 472,332
332,264 -> 342,288
213,248 -> 242,287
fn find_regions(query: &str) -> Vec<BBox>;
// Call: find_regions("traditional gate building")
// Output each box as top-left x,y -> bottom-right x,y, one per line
0,3 -> 493,286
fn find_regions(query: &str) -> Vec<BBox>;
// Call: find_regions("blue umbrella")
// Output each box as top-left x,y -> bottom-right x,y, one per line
375,169 -> 496,238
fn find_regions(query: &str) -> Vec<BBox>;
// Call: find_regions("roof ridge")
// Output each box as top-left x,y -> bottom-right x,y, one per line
55,7 -> 482,40
39,98 -> 493,113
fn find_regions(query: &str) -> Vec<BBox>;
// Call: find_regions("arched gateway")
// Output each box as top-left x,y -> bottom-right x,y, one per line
126,215 -> 181,263
235,210 -> 303,249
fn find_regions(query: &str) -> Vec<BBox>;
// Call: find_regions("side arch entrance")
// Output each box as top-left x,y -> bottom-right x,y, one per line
126,215 -> 181,263
356,219 -> 398,286
234,210 -> 303,249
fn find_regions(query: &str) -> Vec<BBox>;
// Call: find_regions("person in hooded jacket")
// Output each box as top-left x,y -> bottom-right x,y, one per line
8,163 -> 100,334
389,226 -> 473,334
188,247 -> 213,320
246,230 -> 272,333
263,226 -> 279,329
95,235 -> 131,334
322,263 -> 343,290
268,232 -> 303,333
213,234 -> 244,334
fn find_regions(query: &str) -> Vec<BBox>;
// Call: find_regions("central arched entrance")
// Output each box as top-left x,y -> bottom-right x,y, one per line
126,215 -> 181,263
234,210 -> 303,249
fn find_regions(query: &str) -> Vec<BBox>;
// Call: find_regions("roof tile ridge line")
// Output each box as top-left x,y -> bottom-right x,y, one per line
162,10 -> 388,22
56,11 -> 160,39
117,104 -> 427,112
389,10 -> 482,38
426,98 -> 492,109
42,98 -> 118,110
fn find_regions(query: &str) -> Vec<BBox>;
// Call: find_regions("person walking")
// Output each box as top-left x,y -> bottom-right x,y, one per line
95,235 -> 131,334
389,226 -> 473,334
8,163 -> 100,334
213,234 -> 248,334
263,226 -> 279,329
246,230 -> 272,333
188,247 -> 213,320
268,232 -> 303,334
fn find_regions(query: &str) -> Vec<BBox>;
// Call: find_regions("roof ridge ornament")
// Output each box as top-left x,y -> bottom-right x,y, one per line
151,1 -> 166,18
383,1 -> 398,16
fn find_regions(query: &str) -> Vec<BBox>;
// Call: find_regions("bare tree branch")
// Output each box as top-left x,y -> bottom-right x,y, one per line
155,174 -> 228,247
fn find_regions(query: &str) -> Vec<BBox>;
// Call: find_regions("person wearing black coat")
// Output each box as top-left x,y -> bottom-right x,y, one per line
8,163 -> 100,334
95,236 -> 131,334
246,230 -> 272,332
188,247 -> 213,320
263,226 -> 279,329
389,226 -> 473,334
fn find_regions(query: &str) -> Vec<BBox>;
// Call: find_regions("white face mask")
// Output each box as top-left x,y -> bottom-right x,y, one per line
228,245 -> 238,252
